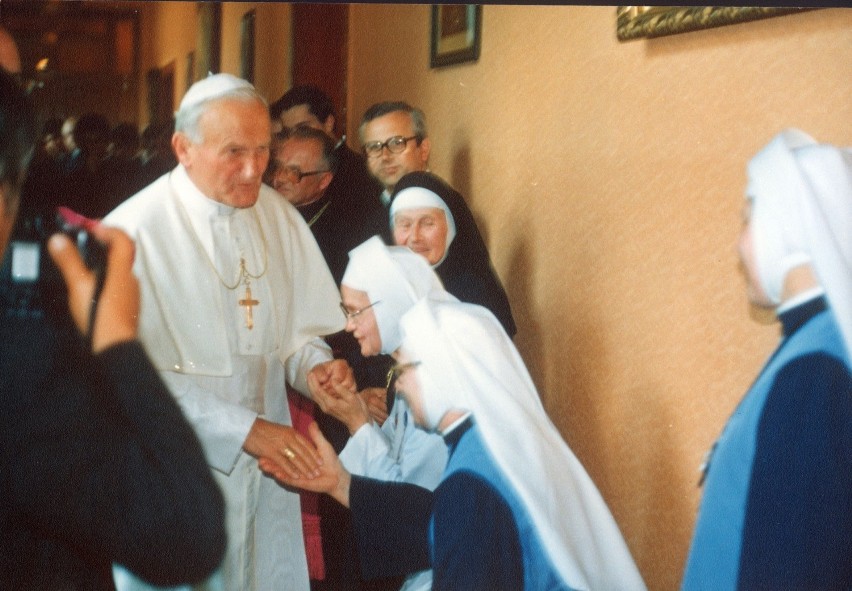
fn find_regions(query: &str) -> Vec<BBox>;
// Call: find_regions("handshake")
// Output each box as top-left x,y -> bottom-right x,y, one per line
243,357 -> 357,482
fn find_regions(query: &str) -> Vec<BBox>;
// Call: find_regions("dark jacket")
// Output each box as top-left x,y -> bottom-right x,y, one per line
0,310 -> 226,590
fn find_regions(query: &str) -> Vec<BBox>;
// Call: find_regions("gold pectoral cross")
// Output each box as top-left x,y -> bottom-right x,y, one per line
239,283 -> 260,330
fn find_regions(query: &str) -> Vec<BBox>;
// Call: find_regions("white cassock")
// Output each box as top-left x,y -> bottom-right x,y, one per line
105,165 -> 344,591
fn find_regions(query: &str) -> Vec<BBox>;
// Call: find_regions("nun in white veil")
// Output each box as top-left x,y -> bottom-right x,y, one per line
682,129 -> 852,589
395,297 -> 647,591
315,236 -> 453,591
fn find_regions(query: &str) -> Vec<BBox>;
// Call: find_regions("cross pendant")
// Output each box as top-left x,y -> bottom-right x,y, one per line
238,284 -> 260,330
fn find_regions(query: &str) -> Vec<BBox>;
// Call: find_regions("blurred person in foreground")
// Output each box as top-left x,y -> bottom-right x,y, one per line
0,52 -> 225,591
682,129 -> 852,589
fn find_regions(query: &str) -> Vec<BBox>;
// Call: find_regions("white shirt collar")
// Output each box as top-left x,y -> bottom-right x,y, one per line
777,285 -> 825,315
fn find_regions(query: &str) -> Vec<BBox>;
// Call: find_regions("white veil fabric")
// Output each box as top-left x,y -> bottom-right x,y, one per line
399,298 -> 647,591
389,186 -> 457,267
747,129 -> 852,356
341,236 -> 453,354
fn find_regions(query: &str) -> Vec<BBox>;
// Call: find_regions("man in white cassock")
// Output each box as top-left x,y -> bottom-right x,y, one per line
105,74 -> 352,591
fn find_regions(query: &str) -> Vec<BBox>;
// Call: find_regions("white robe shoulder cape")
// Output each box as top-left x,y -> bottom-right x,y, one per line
104,168 -> 344,377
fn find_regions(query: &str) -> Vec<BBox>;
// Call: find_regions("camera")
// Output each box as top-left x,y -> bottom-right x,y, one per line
0,207 -> 106,323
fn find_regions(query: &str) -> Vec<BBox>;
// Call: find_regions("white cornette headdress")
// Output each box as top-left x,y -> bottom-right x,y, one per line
341,236 -> 451,354
399,297 -> 647,590
389,186 -> 457,267
747,128 -> 852,355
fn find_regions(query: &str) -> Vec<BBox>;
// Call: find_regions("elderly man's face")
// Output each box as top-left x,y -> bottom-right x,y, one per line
176,98 -> 271,209
340,285 -> 382,357
361,111 -> 430,192
393,207 -> 449,266
271,137 -> 331,207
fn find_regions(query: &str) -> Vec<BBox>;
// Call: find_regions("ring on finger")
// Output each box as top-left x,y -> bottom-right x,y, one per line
283,447 -> 296,460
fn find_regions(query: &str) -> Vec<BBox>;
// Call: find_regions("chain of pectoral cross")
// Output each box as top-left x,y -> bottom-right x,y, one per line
171,194 -> 268,331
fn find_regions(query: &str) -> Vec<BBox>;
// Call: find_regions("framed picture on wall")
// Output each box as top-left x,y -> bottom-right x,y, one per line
240,10 -> 255,82
430,5 -> 481,68
616,6 -> 812,41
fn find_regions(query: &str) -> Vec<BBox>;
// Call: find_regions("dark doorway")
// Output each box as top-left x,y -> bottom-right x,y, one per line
147,61 -> 174,127
291,3 -> 349,136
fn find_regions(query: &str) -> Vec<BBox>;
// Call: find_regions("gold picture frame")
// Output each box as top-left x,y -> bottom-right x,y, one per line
616,6 -> 811,42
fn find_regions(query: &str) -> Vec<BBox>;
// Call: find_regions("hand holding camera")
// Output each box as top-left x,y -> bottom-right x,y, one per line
46,212 -> 139,353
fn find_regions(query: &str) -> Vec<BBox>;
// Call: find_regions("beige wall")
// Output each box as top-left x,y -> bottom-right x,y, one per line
142,4 -> 852,590
349,6 -> 851,590
137,2 -> 291,126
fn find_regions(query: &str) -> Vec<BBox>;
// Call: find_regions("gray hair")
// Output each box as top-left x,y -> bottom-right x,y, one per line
275,126 -> 340,175
175,86 -> 268,143
358,101 -> 428,146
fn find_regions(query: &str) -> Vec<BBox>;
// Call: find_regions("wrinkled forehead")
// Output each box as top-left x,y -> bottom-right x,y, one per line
275,136 -> 322,162
340,284 -> 371,307
363,111 -> 414,140
195,98 -> 270,140
393,207 -> 446,222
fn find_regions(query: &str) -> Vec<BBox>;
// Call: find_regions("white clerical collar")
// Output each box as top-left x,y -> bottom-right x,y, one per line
172,164 -> 237,217
172,164 -> 245,258
439,411 -> 472,437
380,189 -> 392,207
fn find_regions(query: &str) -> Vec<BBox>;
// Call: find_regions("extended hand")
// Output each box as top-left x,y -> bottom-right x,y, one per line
258,421 -> 351,507
308,373 -> 373,435
244,418 -> 322,480
47,225 -> 139,353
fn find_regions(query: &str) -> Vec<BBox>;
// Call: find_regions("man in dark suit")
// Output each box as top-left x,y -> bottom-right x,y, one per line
269,88 -> 398,591
270,85 -> 386,243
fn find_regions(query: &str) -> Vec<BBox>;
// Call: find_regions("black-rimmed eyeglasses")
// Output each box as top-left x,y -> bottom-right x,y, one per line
362,135 -> 418,159
340,300 -> 381,321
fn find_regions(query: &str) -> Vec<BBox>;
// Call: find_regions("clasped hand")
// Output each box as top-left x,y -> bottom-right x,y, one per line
308,361 -> 390,434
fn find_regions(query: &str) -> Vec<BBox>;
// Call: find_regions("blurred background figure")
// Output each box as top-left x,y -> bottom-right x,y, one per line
102,122 -> 144,211
62,112 -> 112,217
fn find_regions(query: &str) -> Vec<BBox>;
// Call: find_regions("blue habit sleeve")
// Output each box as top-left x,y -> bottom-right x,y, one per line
349,475 -> 434,580
432,471 -> 523,591
739,353 -> 852,589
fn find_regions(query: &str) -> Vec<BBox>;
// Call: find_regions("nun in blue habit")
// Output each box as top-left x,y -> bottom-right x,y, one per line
682,129 -> 852,590
388,297 -> 647,590
259,296 -> 647,590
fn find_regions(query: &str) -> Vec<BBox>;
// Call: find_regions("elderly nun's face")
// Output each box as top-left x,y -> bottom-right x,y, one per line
391,349 -> 426,427
737,201 -> 773,308
393,207 -> 449,266
340,285 -> 383,356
